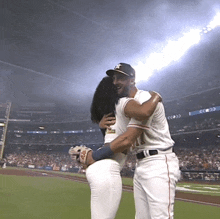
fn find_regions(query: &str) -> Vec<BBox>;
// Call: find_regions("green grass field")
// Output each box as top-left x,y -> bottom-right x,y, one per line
0,173 -> 219,219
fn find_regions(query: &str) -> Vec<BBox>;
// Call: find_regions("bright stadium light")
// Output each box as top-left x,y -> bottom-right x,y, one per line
135,12 -> 220,83
208,12 -> 220,29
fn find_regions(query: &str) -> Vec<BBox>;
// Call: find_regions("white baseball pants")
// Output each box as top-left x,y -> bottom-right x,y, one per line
86,159 -> 123,219
134,152 -> 180,219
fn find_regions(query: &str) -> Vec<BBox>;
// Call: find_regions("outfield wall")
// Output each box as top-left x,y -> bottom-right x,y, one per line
5,163 -> 220,182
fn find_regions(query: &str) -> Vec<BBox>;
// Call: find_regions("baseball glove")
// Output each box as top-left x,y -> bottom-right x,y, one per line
68,145 -> 92,165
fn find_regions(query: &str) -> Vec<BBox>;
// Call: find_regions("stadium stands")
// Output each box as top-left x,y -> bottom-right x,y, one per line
1,87 -> 220,181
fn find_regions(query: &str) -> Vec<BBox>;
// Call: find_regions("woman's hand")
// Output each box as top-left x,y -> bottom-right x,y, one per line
99,113 -> 116,129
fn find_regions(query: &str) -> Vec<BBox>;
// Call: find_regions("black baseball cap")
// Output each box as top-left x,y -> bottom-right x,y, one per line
106,63 -> 135,78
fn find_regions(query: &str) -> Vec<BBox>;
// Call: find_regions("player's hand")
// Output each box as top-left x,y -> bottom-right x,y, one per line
99,113 -> 116,130
68,145 -> 94,166
149,91 -> 162,102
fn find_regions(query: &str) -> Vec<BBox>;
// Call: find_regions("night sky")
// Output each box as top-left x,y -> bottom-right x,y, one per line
1,0 -> 220,112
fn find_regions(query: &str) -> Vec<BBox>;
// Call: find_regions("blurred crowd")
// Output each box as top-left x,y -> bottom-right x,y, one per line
5,151 -> 81,170
175,145 -> 220,171
4,144 -> 220,181
8,132 -> 102,146
9,108 -> 90,123
5,115 -> 220,149
1,87 -> 220,181
169,116 -> 220,134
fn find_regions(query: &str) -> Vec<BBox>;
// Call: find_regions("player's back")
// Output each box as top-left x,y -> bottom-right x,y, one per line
142,102 -> 174,150
129,89 -> 174,151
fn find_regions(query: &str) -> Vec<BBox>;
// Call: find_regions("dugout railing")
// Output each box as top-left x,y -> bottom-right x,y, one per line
181,169 -> 220,182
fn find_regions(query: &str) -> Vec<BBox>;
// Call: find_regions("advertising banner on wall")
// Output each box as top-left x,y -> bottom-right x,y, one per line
53,166 -> 60,171
28,164 -> 35,169
61,166 -> 68,172
45,166 -> 53,171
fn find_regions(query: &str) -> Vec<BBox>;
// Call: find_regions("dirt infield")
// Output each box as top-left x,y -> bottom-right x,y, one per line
1,168 -> 219,206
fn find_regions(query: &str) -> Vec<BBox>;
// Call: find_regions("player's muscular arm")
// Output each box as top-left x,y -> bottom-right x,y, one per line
109,127 -> 143,153
124,91 -> 162,121
86,127 -> 142,165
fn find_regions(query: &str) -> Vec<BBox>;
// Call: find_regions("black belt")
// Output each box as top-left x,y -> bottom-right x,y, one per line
136,148 -> 174,160
136,150 -> 158,159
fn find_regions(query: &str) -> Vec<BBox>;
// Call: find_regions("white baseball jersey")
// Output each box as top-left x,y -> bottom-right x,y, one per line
104,97 -> 131,143
104,97 -> 131,169
127,90 -> 175,151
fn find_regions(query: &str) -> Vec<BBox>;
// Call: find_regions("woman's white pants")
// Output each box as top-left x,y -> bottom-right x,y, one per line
86,159 -> 123,219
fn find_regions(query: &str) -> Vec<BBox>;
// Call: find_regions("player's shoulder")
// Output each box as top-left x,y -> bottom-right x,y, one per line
135,89 -> 151,102
117,97 -> 133,109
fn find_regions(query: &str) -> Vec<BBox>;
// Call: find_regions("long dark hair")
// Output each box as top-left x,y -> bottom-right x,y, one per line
90,76 -> 119,123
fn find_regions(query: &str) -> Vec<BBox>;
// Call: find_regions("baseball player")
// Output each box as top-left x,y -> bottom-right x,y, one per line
72,63 -> 180,219
70,75 -> 161,219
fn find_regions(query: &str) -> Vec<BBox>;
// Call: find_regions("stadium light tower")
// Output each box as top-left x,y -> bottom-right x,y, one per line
0,102 -> 11,159
135,12 -> 220,83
